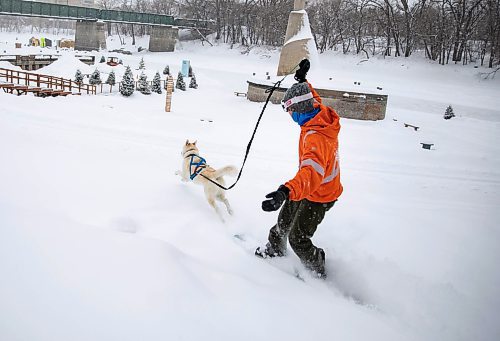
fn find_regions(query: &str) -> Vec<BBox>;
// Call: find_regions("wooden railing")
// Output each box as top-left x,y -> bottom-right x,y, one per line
0,67 -> 96,94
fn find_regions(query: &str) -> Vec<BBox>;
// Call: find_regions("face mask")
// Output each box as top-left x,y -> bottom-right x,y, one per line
291,108 -> 320,126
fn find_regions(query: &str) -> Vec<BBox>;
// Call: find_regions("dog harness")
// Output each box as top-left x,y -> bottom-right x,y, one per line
186,153 -> 208,180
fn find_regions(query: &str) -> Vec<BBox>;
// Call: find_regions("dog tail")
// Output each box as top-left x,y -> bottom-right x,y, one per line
213,165 -> 238,178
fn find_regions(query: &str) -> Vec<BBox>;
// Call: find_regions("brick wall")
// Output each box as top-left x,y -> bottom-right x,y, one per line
247,81 -> 387,121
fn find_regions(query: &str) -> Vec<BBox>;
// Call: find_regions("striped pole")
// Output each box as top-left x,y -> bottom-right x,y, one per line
165,75 -> 174,112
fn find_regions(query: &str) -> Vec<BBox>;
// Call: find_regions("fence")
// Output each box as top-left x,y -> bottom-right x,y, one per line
0,67 -> 96,94
0,67 -> 179,95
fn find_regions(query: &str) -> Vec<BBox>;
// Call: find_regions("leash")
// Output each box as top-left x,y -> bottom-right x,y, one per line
199,75 -> 288,191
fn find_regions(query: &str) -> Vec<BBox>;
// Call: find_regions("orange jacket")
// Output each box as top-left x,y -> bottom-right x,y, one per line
285,83 -> 343,203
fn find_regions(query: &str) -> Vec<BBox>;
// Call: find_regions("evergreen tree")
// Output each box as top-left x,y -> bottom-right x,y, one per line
106,70 -> 116,86
176,71 -> 186,91
163,65 -> 170,75
139,57 -> 145,70
89,69 -> 102,85
444,105 -> 455,120
152,72 -> 162,94
100,55 -> 106,63
120,66 -> 135,97
188,65 -> 193,77
74,69 -> 83,84
137,72 -> 151,95
189,73 -> 198,89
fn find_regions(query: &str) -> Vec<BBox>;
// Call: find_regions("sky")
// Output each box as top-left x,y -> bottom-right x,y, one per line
1,31 -> 500,341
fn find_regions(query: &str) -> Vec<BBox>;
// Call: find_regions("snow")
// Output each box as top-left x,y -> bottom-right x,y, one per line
1,32 -> 500,341
38,53 -> 94,79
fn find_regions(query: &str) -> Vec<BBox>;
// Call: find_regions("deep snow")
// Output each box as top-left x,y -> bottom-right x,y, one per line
1,32 -> 500,341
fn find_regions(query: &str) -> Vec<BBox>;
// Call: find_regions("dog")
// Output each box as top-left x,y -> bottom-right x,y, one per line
175,140 -> 238,222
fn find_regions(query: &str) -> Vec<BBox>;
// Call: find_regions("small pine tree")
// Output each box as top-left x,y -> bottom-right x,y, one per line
89,69 -> 102,85
152,72 -> 162,94
74,69 -> 83,84
120,66 -> 135,97
106,70 -> 116,86
139,57 -> 145,70
176,71 -> 186,91
100,55 -> 106,63
189,73 -> 198,89
163,65 -> 170,75
444,105 -> 455,120
188,65 -> 193,77
137,72 -> 151,95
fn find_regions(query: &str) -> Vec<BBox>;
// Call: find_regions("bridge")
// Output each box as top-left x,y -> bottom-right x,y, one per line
0,0 -> 213,52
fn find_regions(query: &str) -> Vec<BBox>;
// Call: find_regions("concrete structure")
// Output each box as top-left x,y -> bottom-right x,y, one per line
0,54 -> 95,71
246,0 -> 388,121
75,20 -> 106,51
247,81 -> 387,121
149,26 -> 179,52
277,0 -> 317,76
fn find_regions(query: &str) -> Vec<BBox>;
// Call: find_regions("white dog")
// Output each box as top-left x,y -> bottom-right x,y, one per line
176,140 -> 238,222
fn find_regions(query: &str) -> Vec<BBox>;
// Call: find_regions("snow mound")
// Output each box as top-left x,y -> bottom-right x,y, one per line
0,61 -> 24,72
37,53 -> 94,79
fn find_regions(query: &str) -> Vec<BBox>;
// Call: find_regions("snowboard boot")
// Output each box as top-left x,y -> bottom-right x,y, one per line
309,248 -> 327,279
255,243 -> 284,259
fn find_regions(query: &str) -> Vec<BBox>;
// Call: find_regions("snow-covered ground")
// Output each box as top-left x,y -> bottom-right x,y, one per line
1,31 -> 500,341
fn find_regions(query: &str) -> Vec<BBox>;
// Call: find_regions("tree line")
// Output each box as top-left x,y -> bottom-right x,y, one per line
1,0 -> 498,68
178,0 -> 499,68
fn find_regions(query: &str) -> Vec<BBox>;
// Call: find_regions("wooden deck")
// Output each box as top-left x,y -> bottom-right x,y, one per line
0,68 -> 96,97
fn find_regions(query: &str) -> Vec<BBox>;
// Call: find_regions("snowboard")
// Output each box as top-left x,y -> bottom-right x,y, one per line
233,233 -> 305,281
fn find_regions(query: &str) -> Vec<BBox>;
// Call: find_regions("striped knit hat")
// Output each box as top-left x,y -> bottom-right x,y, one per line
282,83 -> 314,113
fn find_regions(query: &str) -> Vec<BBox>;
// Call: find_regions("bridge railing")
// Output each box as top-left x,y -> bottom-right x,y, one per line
0,0 -> 176,26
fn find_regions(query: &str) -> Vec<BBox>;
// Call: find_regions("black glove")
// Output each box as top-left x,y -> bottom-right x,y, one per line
262,185 -> 290,212
294,59 -> 310,83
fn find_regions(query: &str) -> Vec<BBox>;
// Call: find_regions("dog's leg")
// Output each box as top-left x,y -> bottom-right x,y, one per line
175,170 -> 188,182
207,196 -> 225,223
175,165 -> 189,182
205,191 -> 225,223
217,193 -> 233,215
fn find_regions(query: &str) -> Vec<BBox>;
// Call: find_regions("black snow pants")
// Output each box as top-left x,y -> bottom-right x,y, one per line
267,198 -> 335,273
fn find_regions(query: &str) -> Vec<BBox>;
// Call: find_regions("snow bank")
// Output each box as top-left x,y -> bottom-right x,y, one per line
36,53 -> 94,79
1,32 -> 499,341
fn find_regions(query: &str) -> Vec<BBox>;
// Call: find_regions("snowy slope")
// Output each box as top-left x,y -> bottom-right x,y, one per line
1,33 -> 500,341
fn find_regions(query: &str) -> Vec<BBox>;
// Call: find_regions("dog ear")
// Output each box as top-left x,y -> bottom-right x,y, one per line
193,140 -> 197,145
185,139 -> 189,145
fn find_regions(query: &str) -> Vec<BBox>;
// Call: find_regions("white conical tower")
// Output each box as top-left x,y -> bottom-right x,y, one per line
277,0 -> 318,76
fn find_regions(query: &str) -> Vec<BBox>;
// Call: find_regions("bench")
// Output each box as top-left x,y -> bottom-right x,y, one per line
404,123 -> 419,131
24,87 -> 42,93
0,84 -> 29,95
35,88 -> 54,97
421,143 -> 434,150
0,83 -> 15,92
234,91 -> 247,97
11,85 -> 29,95
51,90 -> 72,97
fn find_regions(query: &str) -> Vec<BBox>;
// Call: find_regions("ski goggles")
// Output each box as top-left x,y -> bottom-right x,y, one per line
281,92 -> 314,111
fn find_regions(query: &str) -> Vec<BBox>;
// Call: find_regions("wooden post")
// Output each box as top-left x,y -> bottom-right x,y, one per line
165,75 -> 174,112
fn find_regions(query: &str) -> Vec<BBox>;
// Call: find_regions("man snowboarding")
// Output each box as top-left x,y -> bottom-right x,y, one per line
256,59 -> 343,278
